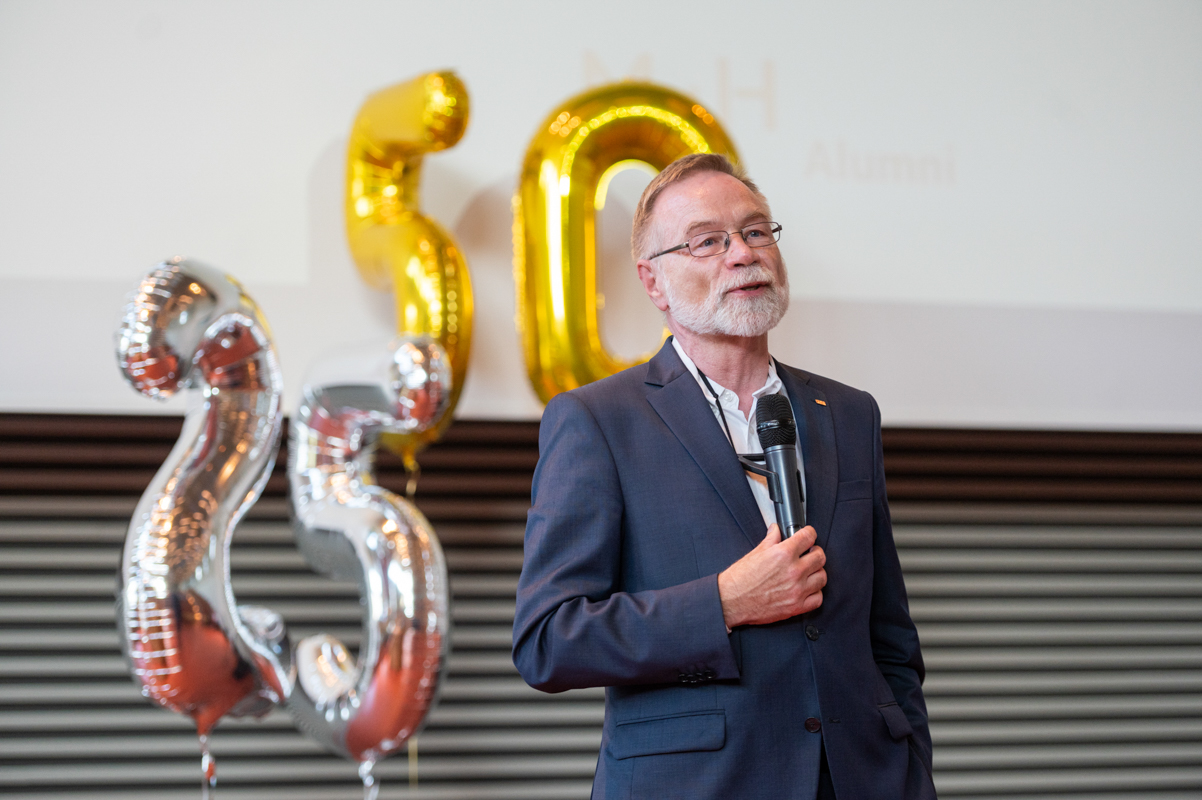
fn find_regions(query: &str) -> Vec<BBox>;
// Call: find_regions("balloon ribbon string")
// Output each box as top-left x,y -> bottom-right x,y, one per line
403,457 -> 421,500
409,737 -> 419,787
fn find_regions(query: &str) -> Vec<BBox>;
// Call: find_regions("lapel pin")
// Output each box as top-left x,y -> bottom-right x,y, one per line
814,399 -> 827,406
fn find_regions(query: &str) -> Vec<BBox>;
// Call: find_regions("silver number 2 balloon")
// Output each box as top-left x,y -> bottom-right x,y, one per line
116,258 -> 291,791
288,336 -> 452,791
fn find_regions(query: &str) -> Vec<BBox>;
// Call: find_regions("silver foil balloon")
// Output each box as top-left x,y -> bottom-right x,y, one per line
116,258 -> 291,739
287,336 -> 452,766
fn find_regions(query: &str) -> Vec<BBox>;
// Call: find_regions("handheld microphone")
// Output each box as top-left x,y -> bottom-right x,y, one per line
753,394 -> 805,538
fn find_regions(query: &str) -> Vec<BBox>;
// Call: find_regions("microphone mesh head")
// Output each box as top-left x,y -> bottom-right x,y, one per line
755,394 -> 796,448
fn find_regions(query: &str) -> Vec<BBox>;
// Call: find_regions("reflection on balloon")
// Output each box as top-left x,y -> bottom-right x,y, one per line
345,71 -> 473,470
287,335 -> 452,788
514,81 -> 740,404
115,257 -> 290,796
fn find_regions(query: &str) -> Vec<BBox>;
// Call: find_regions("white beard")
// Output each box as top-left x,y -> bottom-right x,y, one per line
661,264 -> 790,338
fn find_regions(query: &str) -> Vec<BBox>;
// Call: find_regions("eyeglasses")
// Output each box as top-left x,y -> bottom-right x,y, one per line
649,221 -> 782,260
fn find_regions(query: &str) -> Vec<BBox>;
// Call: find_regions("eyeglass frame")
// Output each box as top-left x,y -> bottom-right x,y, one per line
647,221 -> 783,260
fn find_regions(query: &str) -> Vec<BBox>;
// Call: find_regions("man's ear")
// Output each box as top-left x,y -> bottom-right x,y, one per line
637,260 -> 670,313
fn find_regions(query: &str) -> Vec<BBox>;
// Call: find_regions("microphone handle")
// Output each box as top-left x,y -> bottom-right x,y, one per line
764,445 -> 805,538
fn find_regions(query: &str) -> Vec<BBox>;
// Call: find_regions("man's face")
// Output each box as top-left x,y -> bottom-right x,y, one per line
637,171 -> 789,338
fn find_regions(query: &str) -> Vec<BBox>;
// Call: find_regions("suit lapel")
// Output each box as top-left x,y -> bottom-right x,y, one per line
777,364 -> 838,551
645,342 -> 764,549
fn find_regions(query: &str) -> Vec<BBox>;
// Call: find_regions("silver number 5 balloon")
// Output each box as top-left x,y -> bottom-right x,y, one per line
288,336 -> 452,787
115,258 -> 291,787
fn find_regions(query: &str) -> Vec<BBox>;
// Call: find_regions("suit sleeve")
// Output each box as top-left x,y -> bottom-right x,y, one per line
512,391 -> 738,693
867,394 -> 934,770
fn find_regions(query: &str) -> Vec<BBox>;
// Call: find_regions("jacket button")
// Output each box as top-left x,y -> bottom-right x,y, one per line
805,717 -> 822,733
806,625 -> 820,641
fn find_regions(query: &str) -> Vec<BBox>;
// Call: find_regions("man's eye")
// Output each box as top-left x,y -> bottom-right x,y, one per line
745,229 -> 765,240
698,236 -> 719,248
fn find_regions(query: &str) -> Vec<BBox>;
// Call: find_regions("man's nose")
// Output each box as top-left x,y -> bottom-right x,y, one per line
724,230 -> 758,266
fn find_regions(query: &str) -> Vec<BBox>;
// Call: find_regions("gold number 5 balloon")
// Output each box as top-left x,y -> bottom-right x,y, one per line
514,81 -> 739,403
346,71 -> 473,470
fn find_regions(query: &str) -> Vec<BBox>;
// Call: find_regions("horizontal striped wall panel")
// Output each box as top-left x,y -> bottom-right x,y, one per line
1,414 -> 1200,504
1,414 -> 1201,799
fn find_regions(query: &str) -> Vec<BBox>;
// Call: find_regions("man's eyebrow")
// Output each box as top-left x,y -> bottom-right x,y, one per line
683,211 -> 770,236
684,219 -> 721,236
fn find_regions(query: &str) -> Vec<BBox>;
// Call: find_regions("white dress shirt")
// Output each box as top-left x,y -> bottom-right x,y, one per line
672,338 -> 808,531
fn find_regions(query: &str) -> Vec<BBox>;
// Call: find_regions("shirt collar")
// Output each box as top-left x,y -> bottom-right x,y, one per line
671,337 -> 783,409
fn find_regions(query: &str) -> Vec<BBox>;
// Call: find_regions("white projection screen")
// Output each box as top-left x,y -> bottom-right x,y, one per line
1,0 -> 1198,430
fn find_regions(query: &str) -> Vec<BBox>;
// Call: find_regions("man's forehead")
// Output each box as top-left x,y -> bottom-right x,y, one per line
654,172 -> 770,233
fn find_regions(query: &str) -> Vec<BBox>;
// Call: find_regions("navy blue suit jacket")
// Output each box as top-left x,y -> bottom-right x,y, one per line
513,341 -> 936,799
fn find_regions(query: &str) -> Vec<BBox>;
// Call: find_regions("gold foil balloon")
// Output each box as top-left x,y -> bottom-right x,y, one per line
116,258 -> 289,797
514,81 -> 740,403
346,71 -> 473,471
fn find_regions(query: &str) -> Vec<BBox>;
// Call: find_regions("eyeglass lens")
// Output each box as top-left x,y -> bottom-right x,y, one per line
688,222 -> 781,257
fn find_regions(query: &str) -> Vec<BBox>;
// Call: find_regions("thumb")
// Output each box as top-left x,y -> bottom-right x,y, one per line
759,523 -> 782,548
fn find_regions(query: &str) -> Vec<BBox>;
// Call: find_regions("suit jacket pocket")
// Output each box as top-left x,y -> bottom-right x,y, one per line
609,711 -> 726,760
836,478 -> 873,502
878,702 -> 914,741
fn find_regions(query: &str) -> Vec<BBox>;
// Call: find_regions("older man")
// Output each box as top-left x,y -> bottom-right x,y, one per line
513,154 -> 935,800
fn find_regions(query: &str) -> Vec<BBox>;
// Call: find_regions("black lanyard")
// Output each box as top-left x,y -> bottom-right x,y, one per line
697,369 -> 789,493
696,367 -> 739,451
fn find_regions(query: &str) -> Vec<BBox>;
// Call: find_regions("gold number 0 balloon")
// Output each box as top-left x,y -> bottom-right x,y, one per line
514,81 -> 739,403
346,72 -> 472,468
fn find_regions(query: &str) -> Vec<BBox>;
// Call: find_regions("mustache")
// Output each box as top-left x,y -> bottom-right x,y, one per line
715,267 -> 780,295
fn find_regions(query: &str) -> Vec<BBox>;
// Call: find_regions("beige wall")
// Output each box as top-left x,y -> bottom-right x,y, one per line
1,0 -> 1199,428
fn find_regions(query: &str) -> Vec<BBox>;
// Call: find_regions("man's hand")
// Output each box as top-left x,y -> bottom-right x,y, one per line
718,524 -> 826,629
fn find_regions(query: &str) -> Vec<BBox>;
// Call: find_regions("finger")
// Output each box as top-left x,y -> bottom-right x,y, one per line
784,525 -> 817,554
798,547 -> 826,576
760,524 -> 782,548
804,566 -> 828,593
